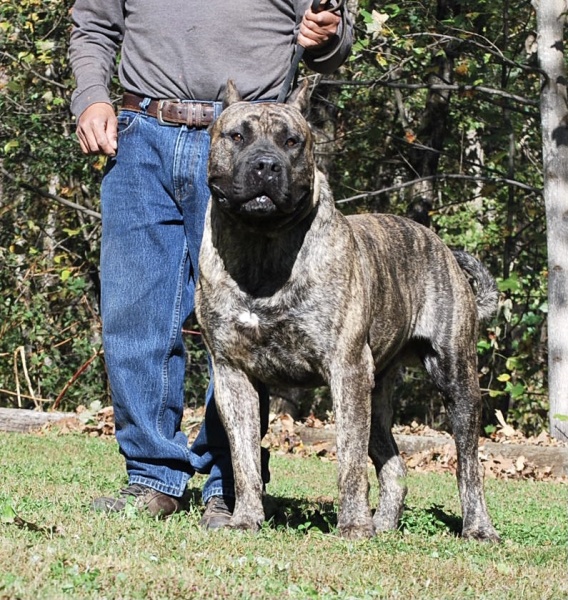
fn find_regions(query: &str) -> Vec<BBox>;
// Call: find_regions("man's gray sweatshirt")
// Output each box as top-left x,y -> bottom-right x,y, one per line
69,0 -> 352,118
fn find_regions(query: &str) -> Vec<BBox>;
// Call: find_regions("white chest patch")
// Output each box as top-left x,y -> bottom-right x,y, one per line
238,310 -> 260,328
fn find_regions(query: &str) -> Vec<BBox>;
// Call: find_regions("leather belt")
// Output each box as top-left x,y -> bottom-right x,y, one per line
121,92 -> 217,127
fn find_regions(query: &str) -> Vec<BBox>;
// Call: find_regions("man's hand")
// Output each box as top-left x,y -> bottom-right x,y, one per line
298,5 -> 340,50
76,102 -> 118,156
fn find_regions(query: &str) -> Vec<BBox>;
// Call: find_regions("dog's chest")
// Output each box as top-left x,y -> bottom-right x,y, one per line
213,296 -> 327,386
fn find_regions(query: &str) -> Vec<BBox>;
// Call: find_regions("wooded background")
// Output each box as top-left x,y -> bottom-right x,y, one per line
1,0 -> 565,438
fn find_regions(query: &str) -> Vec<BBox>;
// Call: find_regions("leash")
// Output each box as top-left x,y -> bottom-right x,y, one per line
276,0 -> 347,103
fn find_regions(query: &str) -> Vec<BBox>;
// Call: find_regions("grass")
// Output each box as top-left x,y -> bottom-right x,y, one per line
0,432 -> 566,600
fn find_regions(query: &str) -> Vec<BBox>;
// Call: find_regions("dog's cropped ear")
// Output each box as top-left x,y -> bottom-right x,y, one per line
223,80 -> 242,109
286,79 -> 310,115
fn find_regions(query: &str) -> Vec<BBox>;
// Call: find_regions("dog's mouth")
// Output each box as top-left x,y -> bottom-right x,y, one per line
212,186 -> 281,217
210,180 -> 314,231
240,194 -> 278,214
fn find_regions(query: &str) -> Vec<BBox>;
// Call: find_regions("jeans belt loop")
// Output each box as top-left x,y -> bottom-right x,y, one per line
139,97 -> 152,112
214,103 -> 224,120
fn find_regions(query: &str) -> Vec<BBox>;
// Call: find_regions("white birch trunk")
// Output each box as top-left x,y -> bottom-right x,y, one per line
534,0 -> 568,439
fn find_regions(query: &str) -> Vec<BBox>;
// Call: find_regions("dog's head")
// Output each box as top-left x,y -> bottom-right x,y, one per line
207,80 -> 316,231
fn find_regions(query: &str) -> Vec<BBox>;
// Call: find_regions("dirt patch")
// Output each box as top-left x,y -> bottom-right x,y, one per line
265,413 -> 568,482
2,405 -> 566,482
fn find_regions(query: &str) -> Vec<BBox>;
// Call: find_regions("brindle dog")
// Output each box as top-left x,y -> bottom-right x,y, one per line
195,81 -> 500,541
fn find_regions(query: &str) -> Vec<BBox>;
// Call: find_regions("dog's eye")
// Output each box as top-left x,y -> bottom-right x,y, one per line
285,137 -> 298,148
231,132 -> 244,143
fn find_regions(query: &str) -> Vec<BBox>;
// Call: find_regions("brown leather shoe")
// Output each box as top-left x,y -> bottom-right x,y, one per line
199,496 -> 235,529
92,483 -> 187,518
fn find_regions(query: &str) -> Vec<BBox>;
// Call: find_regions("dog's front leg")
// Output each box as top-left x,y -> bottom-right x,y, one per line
330,346 -> 376,539
213,363 -> 265,532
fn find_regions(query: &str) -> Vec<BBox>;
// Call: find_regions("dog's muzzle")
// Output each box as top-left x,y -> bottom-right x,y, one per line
211,149 -> 295,218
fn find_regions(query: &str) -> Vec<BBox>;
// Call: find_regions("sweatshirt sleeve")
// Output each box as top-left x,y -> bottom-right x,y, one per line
68,0 -> 125,118
303,6 -> 354,75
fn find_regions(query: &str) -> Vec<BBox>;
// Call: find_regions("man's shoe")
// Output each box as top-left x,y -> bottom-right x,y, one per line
92,483 -> 186,518
199,496 -> 234,530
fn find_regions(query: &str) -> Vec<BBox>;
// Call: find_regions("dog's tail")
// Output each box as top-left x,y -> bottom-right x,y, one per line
452,250 -> 499,323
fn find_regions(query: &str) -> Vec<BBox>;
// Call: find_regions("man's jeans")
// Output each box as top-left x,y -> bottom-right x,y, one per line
101,107 -> 268,503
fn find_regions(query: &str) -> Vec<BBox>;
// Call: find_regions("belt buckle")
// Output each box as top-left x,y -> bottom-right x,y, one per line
157,99 -> 181,126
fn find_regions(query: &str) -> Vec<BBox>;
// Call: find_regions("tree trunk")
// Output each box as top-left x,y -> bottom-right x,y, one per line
406,0 -> 458,227
534,0 -> 568,440
0,408 -> 72,432
406,53 -> 453,227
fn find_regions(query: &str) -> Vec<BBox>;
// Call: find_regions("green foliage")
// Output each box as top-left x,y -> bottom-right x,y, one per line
0,434 -> 567,600
398,504 -> 456,537
1,0 -> 105,409
0,0 -> 550,433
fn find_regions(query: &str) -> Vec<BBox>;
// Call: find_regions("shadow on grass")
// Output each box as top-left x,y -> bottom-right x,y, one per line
399,503 -> 462,537
188,488 -> 337,533
263,497 -> 465,536
264,495 -> 338,533
265,497 -> 463,537
192,489 -> 462,537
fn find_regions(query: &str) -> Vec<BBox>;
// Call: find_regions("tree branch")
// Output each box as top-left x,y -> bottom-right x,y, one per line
1,51 -> 68,90
1,167 -> 101,220
319,79 -> 538,107
402,31 -> 545,78
336,173 -> 541,205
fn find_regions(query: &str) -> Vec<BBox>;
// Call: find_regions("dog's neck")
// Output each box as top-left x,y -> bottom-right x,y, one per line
209,170 -> 334,297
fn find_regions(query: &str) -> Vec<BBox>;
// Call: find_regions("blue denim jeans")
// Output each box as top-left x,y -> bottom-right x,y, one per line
101,106 -> 269,503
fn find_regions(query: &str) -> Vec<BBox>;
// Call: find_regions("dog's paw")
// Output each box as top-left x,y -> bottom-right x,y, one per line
372,518 -> 399,532
229,513 -> 264,533
338,519 -> 376,540
372,509 -> 402,533
462,525 -> 501,543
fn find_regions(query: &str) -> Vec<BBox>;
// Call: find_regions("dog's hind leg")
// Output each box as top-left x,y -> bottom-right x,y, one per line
331,346 -> 376,539
369,367 -> 407,532
423,349 -> 500,542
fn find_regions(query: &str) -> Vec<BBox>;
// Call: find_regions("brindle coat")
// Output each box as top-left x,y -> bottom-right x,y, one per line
195,81 -> 500,541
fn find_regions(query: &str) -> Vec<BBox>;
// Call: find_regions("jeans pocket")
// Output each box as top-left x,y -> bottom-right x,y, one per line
117,110 -> 141,137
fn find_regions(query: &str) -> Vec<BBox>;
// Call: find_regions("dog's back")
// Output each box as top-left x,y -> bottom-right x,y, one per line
346,212 -> 496,369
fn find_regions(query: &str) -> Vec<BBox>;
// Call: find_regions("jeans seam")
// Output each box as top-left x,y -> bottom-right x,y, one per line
156,240 -> 188,450
130,475 -> 190,498
202,486 -> 235,504
156,127 -> 193,467
173,128 -> 204,205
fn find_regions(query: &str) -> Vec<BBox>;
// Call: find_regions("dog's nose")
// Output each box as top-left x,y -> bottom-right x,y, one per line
255,156 -> 282,176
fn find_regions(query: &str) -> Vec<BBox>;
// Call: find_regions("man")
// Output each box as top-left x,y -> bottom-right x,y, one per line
69,0 -> 352,528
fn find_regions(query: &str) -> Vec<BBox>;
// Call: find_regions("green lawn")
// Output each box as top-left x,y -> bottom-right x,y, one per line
0,433 -> 566,599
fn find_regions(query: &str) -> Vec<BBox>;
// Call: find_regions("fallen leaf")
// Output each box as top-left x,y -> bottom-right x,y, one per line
495,409 -> 518,437
280,413 -> 295,434
515,455 -> 526,472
